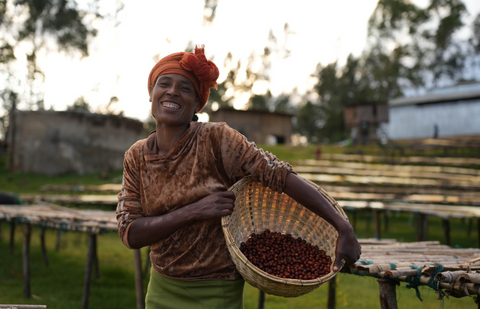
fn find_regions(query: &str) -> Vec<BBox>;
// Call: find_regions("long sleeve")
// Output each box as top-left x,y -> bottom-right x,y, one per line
116,145 -> 145,249
218,123 -> 295,193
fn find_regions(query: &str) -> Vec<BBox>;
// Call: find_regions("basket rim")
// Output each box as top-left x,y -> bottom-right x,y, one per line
221,175 -> 347,286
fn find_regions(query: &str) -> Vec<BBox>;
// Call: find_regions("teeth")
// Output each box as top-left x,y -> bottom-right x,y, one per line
162,102 -> 180,110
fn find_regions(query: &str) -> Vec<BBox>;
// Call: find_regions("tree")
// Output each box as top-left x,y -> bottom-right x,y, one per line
67,96 -> 91,112
308,0 -> 480,143
0,0 -> 121,139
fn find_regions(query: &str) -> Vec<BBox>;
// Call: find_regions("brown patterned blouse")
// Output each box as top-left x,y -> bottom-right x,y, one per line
116,121 -> 294,281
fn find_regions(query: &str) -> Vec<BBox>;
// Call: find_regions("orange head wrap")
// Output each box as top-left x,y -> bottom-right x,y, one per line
148,45 -> 219,112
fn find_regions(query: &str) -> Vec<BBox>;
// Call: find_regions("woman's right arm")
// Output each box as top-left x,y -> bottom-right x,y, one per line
127,191 -> 235,249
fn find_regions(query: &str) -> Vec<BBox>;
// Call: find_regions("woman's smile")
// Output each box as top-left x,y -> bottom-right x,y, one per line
162,101 -> 181,110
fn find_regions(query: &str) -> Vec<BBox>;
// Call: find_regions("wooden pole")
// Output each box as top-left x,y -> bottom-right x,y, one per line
133,249 -> 145,309
10,219 -> 16,254
40,226 -> 49,267
442,218 -> 451,246
23,223 -> 32,298
257,291 -> 265,309
373,210 -> 381,239
327,276 -> 336,309
82,234 -> 96,309
377,278 -> 398,309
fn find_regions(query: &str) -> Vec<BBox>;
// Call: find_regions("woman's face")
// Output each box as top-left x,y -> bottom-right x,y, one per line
150,73 -> 200,127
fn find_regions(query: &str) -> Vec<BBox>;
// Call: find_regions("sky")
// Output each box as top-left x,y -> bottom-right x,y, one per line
28,0 -> 480,121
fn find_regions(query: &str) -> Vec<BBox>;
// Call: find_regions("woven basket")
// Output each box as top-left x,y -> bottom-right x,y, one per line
221,175 -> 348,298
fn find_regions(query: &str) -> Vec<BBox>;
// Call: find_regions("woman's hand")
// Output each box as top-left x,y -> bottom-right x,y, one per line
187,191 -> 236,220
332,222 -> 361,271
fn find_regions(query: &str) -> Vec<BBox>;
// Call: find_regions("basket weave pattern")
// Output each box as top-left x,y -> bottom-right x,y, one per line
221,176 -> 348,297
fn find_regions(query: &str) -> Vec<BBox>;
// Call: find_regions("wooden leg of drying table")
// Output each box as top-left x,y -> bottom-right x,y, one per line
23,223 -> 32,298
258,291 -> 265,309
327,276 -> 336,309
377,278 -> 398,309
40,226 -> 49,267
442,218 -> 451,246
414,213 -> 422,241
422,214 -> 429,241
10,219 -> 16,255
373,210 -> 381,239
134,249 -> 145,309
82,234 -> 96,309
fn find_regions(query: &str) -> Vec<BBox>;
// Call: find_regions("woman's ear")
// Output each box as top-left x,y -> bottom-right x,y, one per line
195,97 -> 202,113
149,86 -> 153,102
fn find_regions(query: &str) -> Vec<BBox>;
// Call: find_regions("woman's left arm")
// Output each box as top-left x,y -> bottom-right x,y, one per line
283,172 -> 361,271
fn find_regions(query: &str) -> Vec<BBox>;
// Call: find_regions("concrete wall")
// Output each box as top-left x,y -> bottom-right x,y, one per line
386,99 -> 480,140
209,109 -> 293,145
7,110 -> 144,175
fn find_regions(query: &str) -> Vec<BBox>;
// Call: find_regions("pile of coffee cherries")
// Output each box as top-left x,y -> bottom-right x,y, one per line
239,229 -> 332,280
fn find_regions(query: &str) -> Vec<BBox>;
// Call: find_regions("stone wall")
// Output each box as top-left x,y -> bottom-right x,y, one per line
7,110 -> 144,175
209,109 -> 293,145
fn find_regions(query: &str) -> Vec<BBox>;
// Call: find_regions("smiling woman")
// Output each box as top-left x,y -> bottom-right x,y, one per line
115,45 -> 360,309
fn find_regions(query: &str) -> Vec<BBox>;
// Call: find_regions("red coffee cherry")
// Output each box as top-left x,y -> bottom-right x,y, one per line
239,230 -> 332,280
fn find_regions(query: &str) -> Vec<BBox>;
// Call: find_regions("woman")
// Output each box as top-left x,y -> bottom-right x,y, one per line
116,46 -> 361,308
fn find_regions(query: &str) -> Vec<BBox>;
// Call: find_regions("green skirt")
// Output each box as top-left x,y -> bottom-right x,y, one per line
145,268 -> 245,309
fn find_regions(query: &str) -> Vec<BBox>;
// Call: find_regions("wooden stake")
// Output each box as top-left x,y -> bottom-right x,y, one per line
327,276 -> 336,309
258,291 -> 265,309
23,223 -> 32,298
374,210 -> 381,239
10,219 -> 16,255
134,249 -> 145,309
442,219 -> 451,246
377,278 -> 398,309
82,234 -> 96,309
40,226 -> 49,267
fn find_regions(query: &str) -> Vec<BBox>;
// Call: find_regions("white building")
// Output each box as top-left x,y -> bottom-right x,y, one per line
386,82 -> 480,140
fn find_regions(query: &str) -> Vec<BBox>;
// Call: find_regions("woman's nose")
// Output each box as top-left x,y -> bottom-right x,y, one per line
166,84 -> 179,96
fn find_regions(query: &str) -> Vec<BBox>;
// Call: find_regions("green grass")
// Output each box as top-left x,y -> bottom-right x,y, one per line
1,214 -> 477,308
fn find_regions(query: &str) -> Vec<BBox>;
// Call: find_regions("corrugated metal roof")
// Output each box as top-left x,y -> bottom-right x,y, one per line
389,82 -> 480,107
